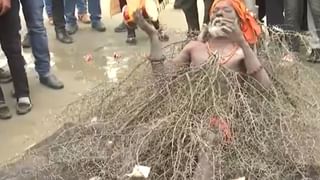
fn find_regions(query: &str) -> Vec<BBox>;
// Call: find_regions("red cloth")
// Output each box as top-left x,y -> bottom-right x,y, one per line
210,0 -> 261,44
210,116 -> 232,143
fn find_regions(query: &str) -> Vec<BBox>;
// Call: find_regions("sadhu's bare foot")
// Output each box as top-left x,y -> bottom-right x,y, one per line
133,10 -> 158,36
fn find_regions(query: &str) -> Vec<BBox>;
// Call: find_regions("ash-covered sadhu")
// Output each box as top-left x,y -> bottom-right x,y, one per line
3,1 -> 320,180
134,0 -> 271,89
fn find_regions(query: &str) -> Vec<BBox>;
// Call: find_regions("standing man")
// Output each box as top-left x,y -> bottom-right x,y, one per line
265,0 -> 284,27
307,0 -> 320,62
22,0 -> 73,46
114,0 -> 128,33
51,0 -> 73,44
19,0 -> 64,89
283,0 -> 319,61
65,0 -> 106,34
0,0 -> 32,119
174,0 -> 214,34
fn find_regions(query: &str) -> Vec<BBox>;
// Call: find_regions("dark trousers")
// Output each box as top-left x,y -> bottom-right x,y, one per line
176,0 -> 214,31
52,0 -> 66,32
283,0 -> 314,52
256,0 -> 266,22
265,0 -> 284,26
308,0 -> 320,39
0,0 -> 30,100
119,0 -> 127,10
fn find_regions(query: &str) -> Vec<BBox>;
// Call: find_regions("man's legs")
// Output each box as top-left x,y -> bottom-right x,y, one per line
114,0 -> 127,33
88,0 -> 106,32
20,0 -> 64,89
44,0 -> 53,18
181,0 -> 200,32
265,0 -> 284,27
256,0 -> 266,22
203,0 -> 214,24
21,0 -> 50,76
76,0 -> 87,14
52,0 -> 73,44
0,0 -> 32,116
308,0 -> 320,39
65,0 -> 79,34
307,0 -> 320,62
77,0 -> 90,24
283,0 -> 304,53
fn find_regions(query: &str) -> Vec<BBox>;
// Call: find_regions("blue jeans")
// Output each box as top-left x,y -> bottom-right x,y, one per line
65,0 -> 101,25
44,0 -> 52,17
20,0 -> 50,77
44,0 -> 87,18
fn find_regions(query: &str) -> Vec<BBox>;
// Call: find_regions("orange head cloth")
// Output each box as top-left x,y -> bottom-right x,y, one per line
210,0 -> 261,44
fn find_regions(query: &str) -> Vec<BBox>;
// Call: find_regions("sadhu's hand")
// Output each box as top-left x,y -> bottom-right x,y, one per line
219,17 -> 246,44
197,24 -> 209,42
132,9 -> 157,36
0,0 -> 11,16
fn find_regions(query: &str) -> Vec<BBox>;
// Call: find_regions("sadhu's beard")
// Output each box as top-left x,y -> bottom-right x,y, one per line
208,17 -> 238,38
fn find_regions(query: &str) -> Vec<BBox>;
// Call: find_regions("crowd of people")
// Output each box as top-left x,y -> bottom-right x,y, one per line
0,0 -> 319,120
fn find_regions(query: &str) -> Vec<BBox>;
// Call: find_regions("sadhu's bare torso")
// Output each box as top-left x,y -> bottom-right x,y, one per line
174,40 -> 246,73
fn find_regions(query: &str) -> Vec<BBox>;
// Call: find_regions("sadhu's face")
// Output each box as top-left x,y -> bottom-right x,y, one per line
210,1 -> 238,22
208,1 -> 239,38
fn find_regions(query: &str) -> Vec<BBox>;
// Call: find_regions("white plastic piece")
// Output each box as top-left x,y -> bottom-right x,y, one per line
126,165 -> 151,178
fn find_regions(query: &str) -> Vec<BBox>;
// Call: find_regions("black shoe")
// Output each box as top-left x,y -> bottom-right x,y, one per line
56,30 -> 73,44
16,99 -> 32,115
0,103 -> 12,120
126,37 -> 137,45
40,74 -> 64,89
66,23 -> 79,35
92,21 -> 106,32
0,68 -> 12,83
22,34 -> 31,48
307,49 -> 320,63
114,22 -> 127,33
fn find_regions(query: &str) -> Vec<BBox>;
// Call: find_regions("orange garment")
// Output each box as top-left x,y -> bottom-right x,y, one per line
122,0 -> 148,25
210,0 -> 261,44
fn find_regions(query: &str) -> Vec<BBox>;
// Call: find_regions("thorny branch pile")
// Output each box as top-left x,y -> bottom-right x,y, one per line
2,29 -> 320,180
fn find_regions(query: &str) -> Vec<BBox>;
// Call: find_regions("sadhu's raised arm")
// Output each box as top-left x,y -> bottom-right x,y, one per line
133,0 -> 271,89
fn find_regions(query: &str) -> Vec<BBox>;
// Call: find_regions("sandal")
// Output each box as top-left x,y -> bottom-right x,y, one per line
16,98 -> 32,115
78,13 -> 91,24
0,102 -> 12,120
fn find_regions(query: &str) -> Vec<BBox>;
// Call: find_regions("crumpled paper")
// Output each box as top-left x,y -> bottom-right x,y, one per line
125,165 -> 151,179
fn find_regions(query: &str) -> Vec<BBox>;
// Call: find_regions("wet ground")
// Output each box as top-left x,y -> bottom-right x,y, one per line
1,0 -> 320,167
0,0 -> 204,166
